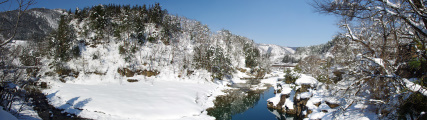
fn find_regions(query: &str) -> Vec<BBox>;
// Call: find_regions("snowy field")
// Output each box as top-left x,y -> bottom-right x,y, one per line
0,106 -> 18,120
40,68 -> 286,120
42,78 -> 229,120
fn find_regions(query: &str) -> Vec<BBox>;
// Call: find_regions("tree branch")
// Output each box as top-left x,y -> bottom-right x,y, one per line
343,24 -> 377,55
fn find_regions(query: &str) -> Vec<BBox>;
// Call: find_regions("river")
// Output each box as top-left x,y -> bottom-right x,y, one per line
207,85 -> 294,120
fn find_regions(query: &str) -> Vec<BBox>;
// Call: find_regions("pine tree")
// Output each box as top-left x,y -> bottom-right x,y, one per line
133,10 -> 145,43
90,5 -> 107,41
53,15 -> 73,61
244,42 -> 260,68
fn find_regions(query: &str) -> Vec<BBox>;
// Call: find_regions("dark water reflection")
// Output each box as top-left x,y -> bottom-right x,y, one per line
207,86 -> 292,120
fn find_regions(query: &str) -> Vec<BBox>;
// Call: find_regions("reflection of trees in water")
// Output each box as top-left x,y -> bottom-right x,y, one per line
207,89 -> 264,120
267,108 -> 295,120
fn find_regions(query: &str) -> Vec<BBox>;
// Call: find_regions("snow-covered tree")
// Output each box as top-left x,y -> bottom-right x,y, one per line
51,15 -> 74,61
0,0 -> 38,115
312,0 -> 427,119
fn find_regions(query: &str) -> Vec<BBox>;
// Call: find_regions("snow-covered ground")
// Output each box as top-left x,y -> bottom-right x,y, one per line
266,71 -> 379,120
0,106 -> 18,120
40,62 -> 285,120
42,77 -> 229,120
35,39 -> 231,119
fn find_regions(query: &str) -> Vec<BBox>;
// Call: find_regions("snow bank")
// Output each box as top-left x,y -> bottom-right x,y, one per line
404,78 -> 427,96
0,106 -> 18,120
43,80 -> 223,120
267,84 -> 295,110
11,99 -> 42,120
298,92 -> 312,99
267,94 -> 281,107
302,78 -> 378,120
295,74 -> 318,86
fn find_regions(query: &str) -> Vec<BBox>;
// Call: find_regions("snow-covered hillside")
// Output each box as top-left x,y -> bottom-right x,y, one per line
292,40 -> 334,59
0,8 -> 64,40
257,43 -> 295,63
21,4 -> 272,119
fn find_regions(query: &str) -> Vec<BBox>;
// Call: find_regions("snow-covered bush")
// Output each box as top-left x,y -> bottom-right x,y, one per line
283,68 -> 300,84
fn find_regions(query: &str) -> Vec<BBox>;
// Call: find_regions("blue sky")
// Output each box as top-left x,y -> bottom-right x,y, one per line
4,0 -> 339,47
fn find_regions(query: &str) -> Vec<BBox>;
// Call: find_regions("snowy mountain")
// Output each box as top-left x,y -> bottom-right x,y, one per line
256,43 -> 295,64
0,8 -> 64,40
293,39 -> 334,59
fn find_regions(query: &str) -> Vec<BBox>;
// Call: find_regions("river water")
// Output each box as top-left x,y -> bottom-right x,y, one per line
207,85 -> 294,120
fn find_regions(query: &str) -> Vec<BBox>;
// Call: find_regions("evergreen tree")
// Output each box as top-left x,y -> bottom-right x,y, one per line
149,3 -> 164,24
244,42 -> 260,68
133,10 -> 145,43
52,15 -> 74,61
90,5 -> 107,41
210,46 -> 232,80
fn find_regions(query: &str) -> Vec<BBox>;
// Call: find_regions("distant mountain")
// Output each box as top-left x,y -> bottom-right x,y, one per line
293,40 -> 335,59
256,43 -> 295,63
256,40 -> 335,64
0,8 -> 64,40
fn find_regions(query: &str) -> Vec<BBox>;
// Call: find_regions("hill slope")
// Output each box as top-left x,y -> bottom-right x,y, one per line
0,8 -> 64,40
257,43 -> 295,64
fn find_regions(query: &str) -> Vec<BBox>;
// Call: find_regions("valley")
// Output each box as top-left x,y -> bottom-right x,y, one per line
1,1 -> 427,120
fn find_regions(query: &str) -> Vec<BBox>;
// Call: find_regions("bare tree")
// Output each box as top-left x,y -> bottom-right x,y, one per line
0,0 -> 36,115
312,0 -> 427,61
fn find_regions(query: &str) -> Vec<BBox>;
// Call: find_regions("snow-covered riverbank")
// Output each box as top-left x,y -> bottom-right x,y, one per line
42,78 -> 230,120
40,69 -> 287,120
267,72 -> 380,120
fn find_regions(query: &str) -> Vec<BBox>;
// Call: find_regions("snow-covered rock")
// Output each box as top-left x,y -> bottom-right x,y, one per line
295,74 -> 318,87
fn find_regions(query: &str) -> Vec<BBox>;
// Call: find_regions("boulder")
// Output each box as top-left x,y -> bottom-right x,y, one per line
137,70 -> 160,77
127,79 -> 139,83
314,102 -> 321,107
286,108 -> 297,115
299,84 -> 312,92
325,101 -> 340,108
40,82 -> 47,88
267,102 -> 275,109
295,98 -> 309,117
117,68 -> 135,77
276,94 -> 288,109
284,78 -> 294,84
